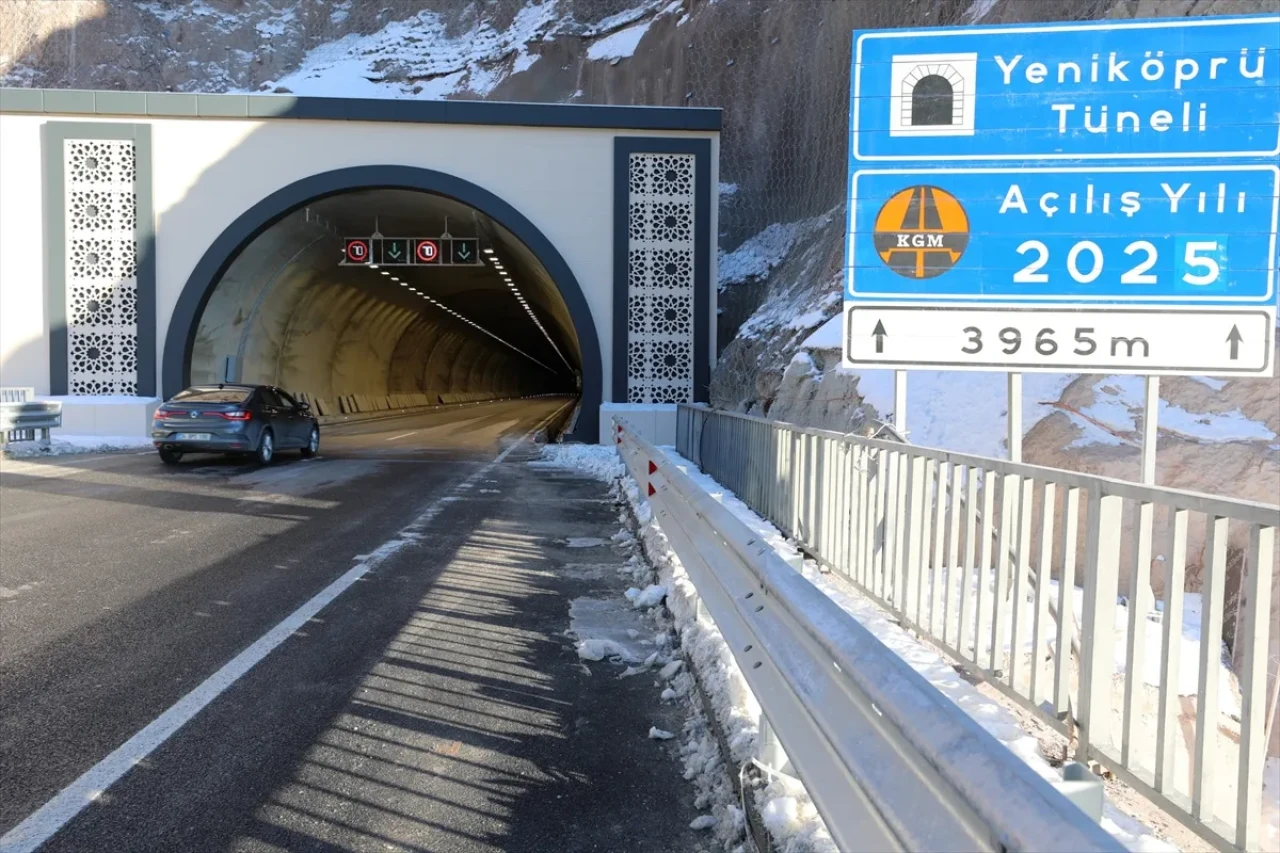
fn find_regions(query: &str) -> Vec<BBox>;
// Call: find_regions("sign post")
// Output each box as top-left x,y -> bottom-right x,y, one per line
844,14 -> 1280,466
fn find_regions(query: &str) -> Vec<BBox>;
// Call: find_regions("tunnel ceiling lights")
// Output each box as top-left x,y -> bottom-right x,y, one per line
375,270 -> 558,374
485,253 -> 574,374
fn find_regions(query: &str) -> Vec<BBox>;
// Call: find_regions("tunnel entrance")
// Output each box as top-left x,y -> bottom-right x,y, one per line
164,167 -> 601,441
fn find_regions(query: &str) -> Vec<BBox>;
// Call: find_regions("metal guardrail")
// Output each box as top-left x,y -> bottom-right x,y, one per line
1,387 -> 37,442
615,416 -> 1125,853
0,397 -> 61,445
675,404 -> 1279,852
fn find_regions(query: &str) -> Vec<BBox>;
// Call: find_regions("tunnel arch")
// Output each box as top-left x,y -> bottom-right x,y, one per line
162,165 -> 602,441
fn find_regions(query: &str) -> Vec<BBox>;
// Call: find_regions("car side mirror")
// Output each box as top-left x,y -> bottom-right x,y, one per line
298,401 -> 311,412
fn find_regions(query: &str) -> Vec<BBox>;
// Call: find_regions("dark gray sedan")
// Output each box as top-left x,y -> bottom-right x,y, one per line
151,384 -> 319,465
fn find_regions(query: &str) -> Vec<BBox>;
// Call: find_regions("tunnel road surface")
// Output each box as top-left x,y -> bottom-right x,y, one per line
0,399 -> 705,853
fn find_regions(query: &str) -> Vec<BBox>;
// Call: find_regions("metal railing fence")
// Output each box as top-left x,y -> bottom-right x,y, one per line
676,404 -> 1280,852
617,416 -> 1125,853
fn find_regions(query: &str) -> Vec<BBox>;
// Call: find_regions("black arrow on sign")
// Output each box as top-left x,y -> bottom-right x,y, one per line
872,319 -> 887,354
1226,324 -> 1243,360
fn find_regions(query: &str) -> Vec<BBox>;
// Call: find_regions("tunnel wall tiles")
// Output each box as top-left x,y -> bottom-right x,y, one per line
43,122 -> 156,396
613,138 -> 712,405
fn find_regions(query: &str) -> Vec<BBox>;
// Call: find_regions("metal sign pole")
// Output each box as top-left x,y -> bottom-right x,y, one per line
1007,372 -> 1023,463
1140,376 -> 1159,485
893,370 -> 907,437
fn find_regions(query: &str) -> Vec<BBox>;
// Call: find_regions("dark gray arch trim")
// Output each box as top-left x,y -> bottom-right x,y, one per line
162,165 -> 602,441
1,87 -> 721,132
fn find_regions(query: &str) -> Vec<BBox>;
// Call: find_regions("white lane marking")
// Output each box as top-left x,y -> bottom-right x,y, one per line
383,432 -> 418,442
0,402 -> 570,853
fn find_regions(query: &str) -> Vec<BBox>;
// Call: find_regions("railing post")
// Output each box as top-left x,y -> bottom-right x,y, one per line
1235,524 -> 1275,851
903,455 -> 927,625
1078,489 -> 1122,762
757,713 -> 793,777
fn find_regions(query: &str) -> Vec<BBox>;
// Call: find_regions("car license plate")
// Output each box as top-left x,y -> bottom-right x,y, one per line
173,433 -> 212,441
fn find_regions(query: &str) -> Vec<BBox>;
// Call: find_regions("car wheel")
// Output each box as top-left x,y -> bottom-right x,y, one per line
158,448 -> 183,465
256,429 -> 275,465
300,426 -> 319,458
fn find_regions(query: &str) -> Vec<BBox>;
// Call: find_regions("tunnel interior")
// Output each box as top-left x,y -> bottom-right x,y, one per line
189,189 -> 583,411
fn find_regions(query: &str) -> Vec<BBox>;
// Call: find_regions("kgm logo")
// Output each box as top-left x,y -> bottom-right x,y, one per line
872,185 -> 969,280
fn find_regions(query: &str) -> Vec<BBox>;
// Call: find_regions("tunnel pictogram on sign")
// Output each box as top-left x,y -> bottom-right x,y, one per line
872,185 -> 969,280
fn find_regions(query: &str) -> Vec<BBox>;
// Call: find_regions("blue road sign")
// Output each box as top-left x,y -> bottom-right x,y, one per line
846,164 -> 1278,306
851,15 -> 1280,161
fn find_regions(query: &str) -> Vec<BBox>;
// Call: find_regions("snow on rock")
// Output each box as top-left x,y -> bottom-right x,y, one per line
1067,375 -> 1275,448
689,814 -> 718,830
649,726 -> 676,740
269,0 -> 668,100
799,314 -> 841,350
962,0 -> 1000,22
586,21 -> 651,61
718,220 -> 806,288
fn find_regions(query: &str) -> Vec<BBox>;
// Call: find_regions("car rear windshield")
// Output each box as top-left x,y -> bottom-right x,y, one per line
172,388 -> 252,403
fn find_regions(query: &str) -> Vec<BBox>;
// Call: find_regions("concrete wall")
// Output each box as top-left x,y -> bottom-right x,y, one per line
0,110 -> 716,403
0,111 -> 48,392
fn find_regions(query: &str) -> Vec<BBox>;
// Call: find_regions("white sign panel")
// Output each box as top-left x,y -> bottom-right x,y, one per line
844,305 -> 1274,375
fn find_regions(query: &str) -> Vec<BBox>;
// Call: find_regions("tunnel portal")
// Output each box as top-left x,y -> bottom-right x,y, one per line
189,188 -> 582,415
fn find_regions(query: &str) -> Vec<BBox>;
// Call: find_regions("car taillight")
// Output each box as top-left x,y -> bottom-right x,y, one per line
154,408 -> 176,419
215,411 -> 251,421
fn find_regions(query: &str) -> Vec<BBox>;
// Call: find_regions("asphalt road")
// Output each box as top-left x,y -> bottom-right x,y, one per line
0,399 -> 705,853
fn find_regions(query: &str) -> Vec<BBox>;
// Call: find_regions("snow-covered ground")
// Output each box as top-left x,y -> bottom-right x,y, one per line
2,435 -> 154,458
536,441 -> 1280,852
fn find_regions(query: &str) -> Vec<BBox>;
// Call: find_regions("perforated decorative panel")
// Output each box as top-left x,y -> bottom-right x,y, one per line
64,139 -> 139,395
624,153 -> 696,404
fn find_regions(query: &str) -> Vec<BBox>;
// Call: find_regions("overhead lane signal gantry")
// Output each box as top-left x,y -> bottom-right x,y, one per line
341,236 -> 483,267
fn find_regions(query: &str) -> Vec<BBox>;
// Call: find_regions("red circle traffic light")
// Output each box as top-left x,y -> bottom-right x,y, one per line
345,239 -> 370,263
415,240 -> 439,263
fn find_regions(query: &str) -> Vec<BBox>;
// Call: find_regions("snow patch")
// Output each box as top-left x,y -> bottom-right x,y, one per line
1070,376 -> 1275,447
800,313 -> 842,350
849,370 -> 1076,458
586,21 -> 651,61
963,0 -> 1000,22
534,444 -> 625,482
268,2 -> 568,100
626,584 -> 668,609
569,597 -> 652,663
2,435 -> 155,457
1189,376 -> 1229,392
718,221 -> 804,287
